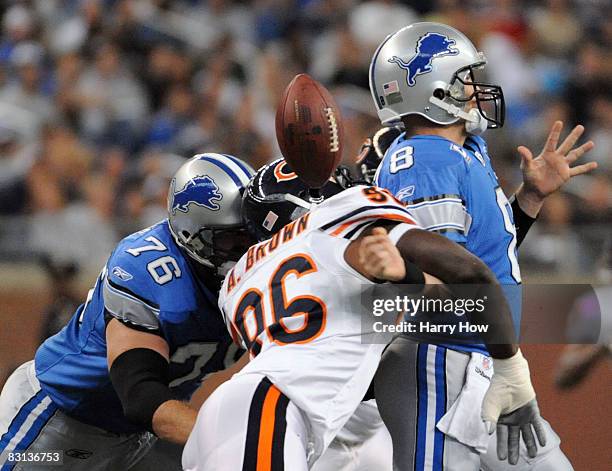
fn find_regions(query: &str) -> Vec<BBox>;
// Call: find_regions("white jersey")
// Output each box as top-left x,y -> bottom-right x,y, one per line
218,185 -> 419,463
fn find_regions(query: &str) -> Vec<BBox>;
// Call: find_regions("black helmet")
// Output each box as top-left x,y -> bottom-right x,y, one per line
355,125 -> 403,183
242,158 -> 343,241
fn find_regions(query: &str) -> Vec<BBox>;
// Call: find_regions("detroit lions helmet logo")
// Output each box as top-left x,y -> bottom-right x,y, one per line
388,33 -> 459,87
169,175 -> 223,214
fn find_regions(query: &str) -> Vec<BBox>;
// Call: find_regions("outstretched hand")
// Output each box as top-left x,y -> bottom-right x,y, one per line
517,121 -> 597,216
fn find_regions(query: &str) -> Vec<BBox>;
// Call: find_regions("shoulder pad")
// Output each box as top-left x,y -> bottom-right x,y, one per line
406,137 -> 469,168
313,186 -> 418,238
107,221 -> 199,312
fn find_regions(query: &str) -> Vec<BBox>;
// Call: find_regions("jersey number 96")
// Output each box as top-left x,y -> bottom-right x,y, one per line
231,254 -> 327,357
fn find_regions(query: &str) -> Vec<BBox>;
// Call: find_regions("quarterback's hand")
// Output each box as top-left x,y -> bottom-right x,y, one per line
482,350 -> 546,464
359,227 -> 405,281
517,120 -> 596,216
495,399 -> 547,464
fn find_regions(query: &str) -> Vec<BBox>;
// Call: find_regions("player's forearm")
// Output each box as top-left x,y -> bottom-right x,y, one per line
398,229 -> 497,285
439,259 -> 518,358
469,284 -> 518,359
398,230 -> 518,357
152,400 -> 198,445
514,184 -> 544,218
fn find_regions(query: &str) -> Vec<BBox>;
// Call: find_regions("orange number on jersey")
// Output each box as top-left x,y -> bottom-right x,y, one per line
362,186 -> 406,206
232,288 -> 265,357
362,186 -> 388,203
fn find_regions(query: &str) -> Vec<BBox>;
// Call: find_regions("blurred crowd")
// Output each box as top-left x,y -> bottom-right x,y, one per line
0,0 -> 610,281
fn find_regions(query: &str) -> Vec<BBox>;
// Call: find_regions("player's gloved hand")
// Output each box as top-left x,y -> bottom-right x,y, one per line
355,126 -> 403,183
495,399 -> 547,464
481,349 -> 547,464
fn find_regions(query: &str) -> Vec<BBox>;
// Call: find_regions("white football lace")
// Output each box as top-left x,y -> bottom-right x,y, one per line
325,107 -> 340,153
294,99 -> 300,122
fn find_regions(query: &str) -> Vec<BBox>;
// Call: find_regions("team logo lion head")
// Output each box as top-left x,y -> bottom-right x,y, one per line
388,32 -> 459,87
169,175 -> 223,214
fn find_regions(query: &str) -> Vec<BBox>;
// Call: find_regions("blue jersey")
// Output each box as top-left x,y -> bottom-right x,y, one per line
35,221 -> 234,434
375,134 -> 521,354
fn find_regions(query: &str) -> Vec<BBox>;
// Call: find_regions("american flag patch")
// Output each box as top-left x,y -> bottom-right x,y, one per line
262,211 -> 279,231
383,80 -> 399,95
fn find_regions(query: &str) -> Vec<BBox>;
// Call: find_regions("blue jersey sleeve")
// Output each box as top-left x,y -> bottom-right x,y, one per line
104,249 -> 163,332
375,137 -> 472,243
103,222 -> 199,333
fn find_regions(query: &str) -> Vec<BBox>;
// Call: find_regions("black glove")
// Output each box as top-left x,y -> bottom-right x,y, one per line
355,125 -> 403,183
496,399 -> 547,464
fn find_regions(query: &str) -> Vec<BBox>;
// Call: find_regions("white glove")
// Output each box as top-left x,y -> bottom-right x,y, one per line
481,349 -> 547,464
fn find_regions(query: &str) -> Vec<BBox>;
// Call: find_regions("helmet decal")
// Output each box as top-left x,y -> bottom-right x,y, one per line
388,32 -> 459,87
242,159 -> 343,242
262,211 -> 279,231
274,160 -> 298,182
170,175 -> 223,214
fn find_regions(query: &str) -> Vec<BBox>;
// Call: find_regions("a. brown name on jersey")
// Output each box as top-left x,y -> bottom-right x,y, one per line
226,212 -> 311,294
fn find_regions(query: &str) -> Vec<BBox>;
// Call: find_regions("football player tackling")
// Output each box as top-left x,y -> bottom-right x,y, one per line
182,159 -> 536,471
0,154 -> 254,470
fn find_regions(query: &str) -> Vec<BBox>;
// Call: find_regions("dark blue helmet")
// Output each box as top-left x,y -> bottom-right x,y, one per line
242,158 -> 343,242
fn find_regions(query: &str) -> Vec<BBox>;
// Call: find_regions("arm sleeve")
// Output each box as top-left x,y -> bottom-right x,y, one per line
109,348 -> 175,432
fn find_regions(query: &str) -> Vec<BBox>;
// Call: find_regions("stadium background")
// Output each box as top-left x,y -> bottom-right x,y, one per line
0,0 -> 609,469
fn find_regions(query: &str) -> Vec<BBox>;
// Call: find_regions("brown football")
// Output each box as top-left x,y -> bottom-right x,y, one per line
275,73 -> 343,188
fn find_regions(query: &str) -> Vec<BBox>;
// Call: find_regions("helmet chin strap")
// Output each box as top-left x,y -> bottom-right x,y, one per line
284,193 -> 315,210
429,96 -> 487,136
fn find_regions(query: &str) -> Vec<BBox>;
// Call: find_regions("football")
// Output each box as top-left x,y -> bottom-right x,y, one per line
275,73 -> 344,188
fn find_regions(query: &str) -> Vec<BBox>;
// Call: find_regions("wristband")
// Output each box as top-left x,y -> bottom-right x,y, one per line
397,258 -> 425,285
509,195 -> 537,246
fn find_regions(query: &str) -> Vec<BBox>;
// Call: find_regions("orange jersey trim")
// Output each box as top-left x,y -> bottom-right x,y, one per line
256,386 -> 282,471
329,213 -> 416,237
